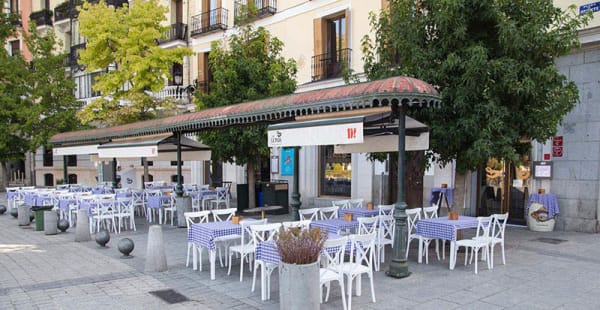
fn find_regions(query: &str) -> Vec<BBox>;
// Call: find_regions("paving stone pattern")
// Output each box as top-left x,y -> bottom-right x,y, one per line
2,195 -> 600,309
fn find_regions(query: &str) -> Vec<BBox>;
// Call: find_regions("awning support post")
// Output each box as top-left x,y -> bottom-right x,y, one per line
175,132 -> 183,197
289,146 -> 301,220
63,156 -> 68,184
112,158 -> 118,189
387,105 -> 411,279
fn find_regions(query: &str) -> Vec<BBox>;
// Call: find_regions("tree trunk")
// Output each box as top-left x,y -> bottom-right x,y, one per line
142,157 -> 149,188
388,151 -> 424,208
0,162 -> 8,190
247,161 -> 256,209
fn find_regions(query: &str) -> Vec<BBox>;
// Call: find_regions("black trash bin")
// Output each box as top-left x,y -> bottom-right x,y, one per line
31,205 -> 54,231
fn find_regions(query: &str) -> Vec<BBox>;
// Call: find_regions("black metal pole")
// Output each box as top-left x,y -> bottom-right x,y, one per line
289,147 -> 301,220
63,156 -> 68,184
387,106 -> 411,278
175,132 -> 183,197
112,157 -> 118,189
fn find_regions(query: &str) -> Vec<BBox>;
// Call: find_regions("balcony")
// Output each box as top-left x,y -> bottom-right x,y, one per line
234,0 -> 276,24
55,0 -> 129,20
68,42 -> 86,68
311,48 -> 351,82
54,1 -> 72,22
158,23 -> 188,45
191,8 -> 228,37
30,9 -> 53,27
151,85 -> 194,104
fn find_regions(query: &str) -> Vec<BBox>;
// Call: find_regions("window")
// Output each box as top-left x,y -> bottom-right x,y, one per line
196,52 -> 212,94
74,72 -> 102,100
141,174 -> 154,185
9,40 -> 20,57
66,155 -> 77,167
320,145 -> 351,196
44,174 -> 54,187
68,174 -> 77,184
9,0 -> 19,13
43,147 -> 53,167
171,175 -> 183,183
312,10 -> 351,81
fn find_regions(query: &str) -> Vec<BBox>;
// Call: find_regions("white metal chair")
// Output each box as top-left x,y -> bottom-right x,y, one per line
319,206 -> 339,220
422,205 -> 442,261
357,216 -> 378,235
162,194 -> 176,226
210,187 -> 230,209
202,193 -> 217,210
184,211 -> 211,269
298,208 -> 320,221
337,232 -> 377,310
251,223 -> 282,300
348,199 -> 364,208
454,216 -> 492,274
475,212 -> 508,269
131,190 -> 145,217
145,189 -> 162,223
405,208 -> 422,260
281,220 -> 311,231
377,204 -> 394,216
212,208 -> 239,267
320,236 -> 348,310
94,196 -> 117,233
332,200 -> 349,209
376,214 -> 395,271
228,219 -> 268,281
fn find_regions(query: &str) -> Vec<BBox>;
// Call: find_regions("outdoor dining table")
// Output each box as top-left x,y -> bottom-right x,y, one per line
310,218 -> 359,235
338,207 -> 379,218
527,193 -> 560,219
188,220 -> 256,280
415,216 -> 479,270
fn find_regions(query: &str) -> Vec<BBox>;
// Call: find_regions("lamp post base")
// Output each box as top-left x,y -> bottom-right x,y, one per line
386,265 -> 411,279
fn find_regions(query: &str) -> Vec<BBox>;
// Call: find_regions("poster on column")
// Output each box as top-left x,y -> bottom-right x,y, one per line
281,148 -> 294,176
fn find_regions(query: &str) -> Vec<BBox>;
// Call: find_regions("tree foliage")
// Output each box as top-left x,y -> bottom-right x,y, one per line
362,0 -> 590,172
196,25 -> 297,166
76,0 -> 193,126
24,24 -> 82,150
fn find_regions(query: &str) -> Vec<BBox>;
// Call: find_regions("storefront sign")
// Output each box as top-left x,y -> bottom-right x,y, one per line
268,122 -> 363,147
543,153 -> 551,161
533,161 -> 553,179
580,2 -> 600,14
553,136 -> 563,146
552,146 -> 563,157
280,148 -> 294,176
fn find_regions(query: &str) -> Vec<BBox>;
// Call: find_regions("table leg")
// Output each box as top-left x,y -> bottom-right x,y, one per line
210,250 -> 216,280
261,263 -> 267,300
192,244 -> 198,271
449,241 -> 456,270
356,275 -> 362,296
261,210 -> 265,219
418,238 -> 423,264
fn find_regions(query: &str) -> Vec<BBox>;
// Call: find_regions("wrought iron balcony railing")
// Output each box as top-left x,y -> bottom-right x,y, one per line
191,8 -> 228,37
54,1 -> 71,22
158,23 -> 188,44
234,0 -> 276,24
30,9 -> 53,26
68,42 -> 86,68
311,48 -> 351,82
55,0 -> 128,21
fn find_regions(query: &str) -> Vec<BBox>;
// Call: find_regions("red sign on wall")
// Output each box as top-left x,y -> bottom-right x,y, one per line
553,136 -> 563,146
544,153 -> 551,161
552,146 -> 563,157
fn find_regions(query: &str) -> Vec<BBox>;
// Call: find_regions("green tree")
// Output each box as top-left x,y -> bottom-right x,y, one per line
76,0 -> 193,126
197,25 -> 297,208
0,11 -> 33,188
24,24 -> 82,151
362,0 -> 590,172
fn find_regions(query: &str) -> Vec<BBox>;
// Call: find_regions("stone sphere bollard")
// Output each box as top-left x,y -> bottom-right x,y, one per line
118,238 -> 135,258
145,225 -> 168,272
0,204 -> 6,215
95,229 -> 110,247
57,219 -> 69,232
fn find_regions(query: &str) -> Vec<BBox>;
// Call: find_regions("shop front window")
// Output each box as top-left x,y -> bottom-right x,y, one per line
320,145 -> 351,196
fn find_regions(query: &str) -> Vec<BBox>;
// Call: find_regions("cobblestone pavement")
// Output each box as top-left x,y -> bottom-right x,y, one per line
2,196 -> 600,309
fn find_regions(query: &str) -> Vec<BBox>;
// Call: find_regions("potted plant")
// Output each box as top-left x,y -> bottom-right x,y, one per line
276,227 -> 327,310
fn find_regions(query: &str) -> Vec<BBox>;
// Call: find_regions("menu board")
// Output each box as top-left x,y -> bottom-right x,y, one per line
533,161 -> 552,179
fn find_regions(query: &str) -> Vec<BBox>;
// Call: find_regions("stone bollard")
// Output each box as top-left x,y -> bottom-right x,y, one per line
18,205 -> 31,226
176,196 -> 192,228
74,209 -> 92,242
145,225 -> 168,272
44,210 -> 58,235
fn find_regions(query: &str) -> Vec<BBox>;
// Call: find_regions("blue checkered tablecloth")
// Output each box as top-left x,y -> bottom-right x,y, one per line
147,195 -> 172,209
256,233 -> 344,265
338,208 -> 379,218
188,221 -> 243,251
416,216 -> 479,241
58,198 -> 77,212
310,219 -> 359,234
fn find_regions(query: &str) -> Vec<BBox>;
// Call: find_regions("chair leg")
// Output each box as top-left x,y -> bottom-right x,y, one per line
501,241 -> 506,265
239,253 -> 245,282
227,250 -> 233,276
186,242 -> 191,267
369,273 -> 376,302
339,278 -> 347,310
347,274 -> 353,310
251,262 -> 258,292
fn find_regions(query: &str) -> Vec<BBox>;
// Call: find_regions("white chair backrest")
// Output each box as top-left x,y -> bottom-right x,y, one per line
405,208 -> 422,235
240,218 -> 268,247
298,208 -> 320,221
282,220 -> 311,231
216,187 -> 228,200
491,212 -> 508,241
475,216 -> 493,239
250,223 -> 282,245
377,204 -> 394,216
422,205 -> 438,219
322,236 -> 348,269
145,189 -> 162,197
212,208 -> 236,222
378,214 -> 395,241
319,206 -> 339,220
184,210 -> 211,228
200,184 -> 210,190
350,232 -> 376,268
332,200 -> 349,209
348,199 -> 364,208
358,216 -> 378,235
